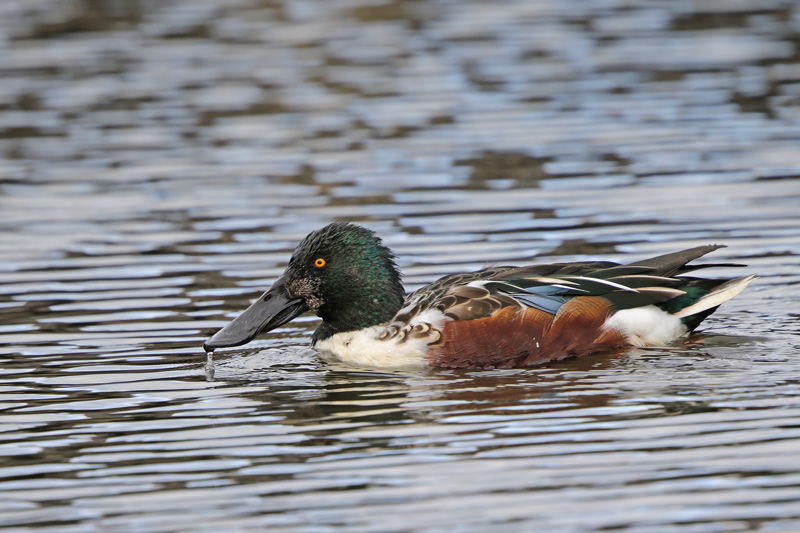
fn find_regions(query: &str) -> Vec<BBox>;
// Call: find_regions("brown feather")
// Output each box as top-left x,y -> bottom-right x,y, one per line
448,285 -> 491,299
430,296 -> 630,369
533,296 -> 626,365
431,306 -> 547,369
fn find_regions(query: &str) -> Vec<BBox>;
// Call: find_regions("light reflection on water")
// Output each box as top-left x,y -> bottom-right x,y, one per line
6,339 -> 800,531
1,0 -> 800,531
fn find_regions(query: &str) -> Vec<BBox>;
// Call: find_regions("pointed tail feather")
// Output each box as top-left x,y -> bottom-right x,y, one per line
673,274 -> 756,319
627,244 -> 726,276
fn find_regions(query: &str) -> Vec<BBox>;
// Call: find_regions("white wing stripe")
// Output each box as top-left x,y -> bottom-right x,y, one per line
562,276 -> 639,292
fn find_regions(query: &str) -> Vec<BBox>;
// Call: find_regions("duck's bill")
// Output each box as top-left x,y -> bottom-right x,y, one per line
204,278 -> 307,351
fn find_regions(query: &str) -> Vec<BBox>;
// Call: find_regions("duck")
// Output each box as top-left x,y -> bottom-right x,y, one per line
204,222 -> 755,369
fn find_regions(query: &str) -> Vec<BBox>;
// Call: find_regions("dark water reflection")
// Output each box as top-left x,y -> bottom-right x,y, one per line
2,0 -> 800,531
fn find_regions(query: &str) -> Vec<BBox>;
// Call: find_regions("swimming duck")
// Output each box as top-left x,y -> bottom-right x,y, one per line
204,222 -> 754,369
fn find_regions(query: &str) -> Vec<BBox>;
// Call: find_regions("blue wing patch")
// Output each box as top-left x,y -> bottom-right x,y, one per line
483,280 -> 587,314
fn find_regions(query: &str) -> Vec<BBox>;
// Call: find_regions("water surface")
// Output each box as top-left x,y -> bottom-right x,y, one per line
1,1 -> 800,531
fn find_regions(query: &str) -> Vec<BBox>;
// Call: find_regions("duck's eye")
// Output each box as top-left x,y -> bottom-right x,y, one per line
314,258 -> 326,268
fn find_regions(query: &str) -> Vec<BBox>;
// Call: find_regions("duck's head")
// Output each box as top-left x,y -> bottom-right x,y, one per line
204,222 -> 405,352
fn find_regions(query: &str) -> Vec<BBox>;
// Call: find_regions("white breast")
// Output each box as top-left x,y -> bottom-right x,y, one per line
313,325 -> 431,369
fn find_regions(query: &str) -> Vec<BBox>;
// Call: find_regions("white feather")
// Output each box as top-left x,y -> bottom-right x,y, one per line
563,276 -> 638,292
674,275 -> 756,318
411,308 -> 448,327
312,310 -> 447,369
314,327 -> 429,368
604,305 -> 687,347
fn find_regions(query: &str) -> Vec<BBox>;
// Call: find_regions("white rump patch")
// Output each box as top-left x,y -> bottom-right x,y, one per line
604,305 -> 687,347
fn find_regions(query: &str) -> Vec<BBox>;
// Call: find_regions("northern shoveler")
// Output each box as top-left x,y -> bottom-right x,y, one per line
204,222 -> 755,369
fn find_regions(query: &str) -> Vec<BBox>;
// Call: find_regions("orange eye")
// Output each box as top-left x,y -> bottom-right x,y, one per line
314,258 -> 326,268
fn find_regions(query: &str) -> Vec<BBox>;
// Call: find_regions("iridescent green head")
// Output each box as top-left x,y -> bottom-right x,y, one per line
204,222 -> 405,351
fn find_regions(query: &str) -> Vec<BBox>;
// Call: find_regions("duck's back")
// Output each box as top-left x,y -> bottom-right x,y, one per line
380,245 -> 754,369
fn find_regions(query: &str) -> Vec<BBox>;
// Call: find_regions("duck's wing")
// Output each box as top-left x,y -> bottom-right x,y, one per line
386,245 -> 751,368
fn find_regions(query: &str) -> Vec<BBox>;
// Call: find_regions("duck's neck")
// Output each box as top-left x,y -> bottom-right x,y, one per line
312,275 -> 405,343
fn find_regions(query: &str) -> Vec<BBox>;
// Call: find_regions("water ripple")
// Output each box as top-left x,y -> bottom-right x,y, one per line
1,0 -> 800,531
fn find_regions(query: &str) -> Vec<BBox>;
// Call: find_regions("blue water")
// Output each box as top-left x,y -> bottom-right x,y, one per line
1,1 -> 800,531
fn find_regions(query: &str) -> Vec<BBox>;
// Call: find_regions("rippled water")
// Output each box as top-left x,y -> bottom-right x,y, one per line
2,0 -> 800,531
